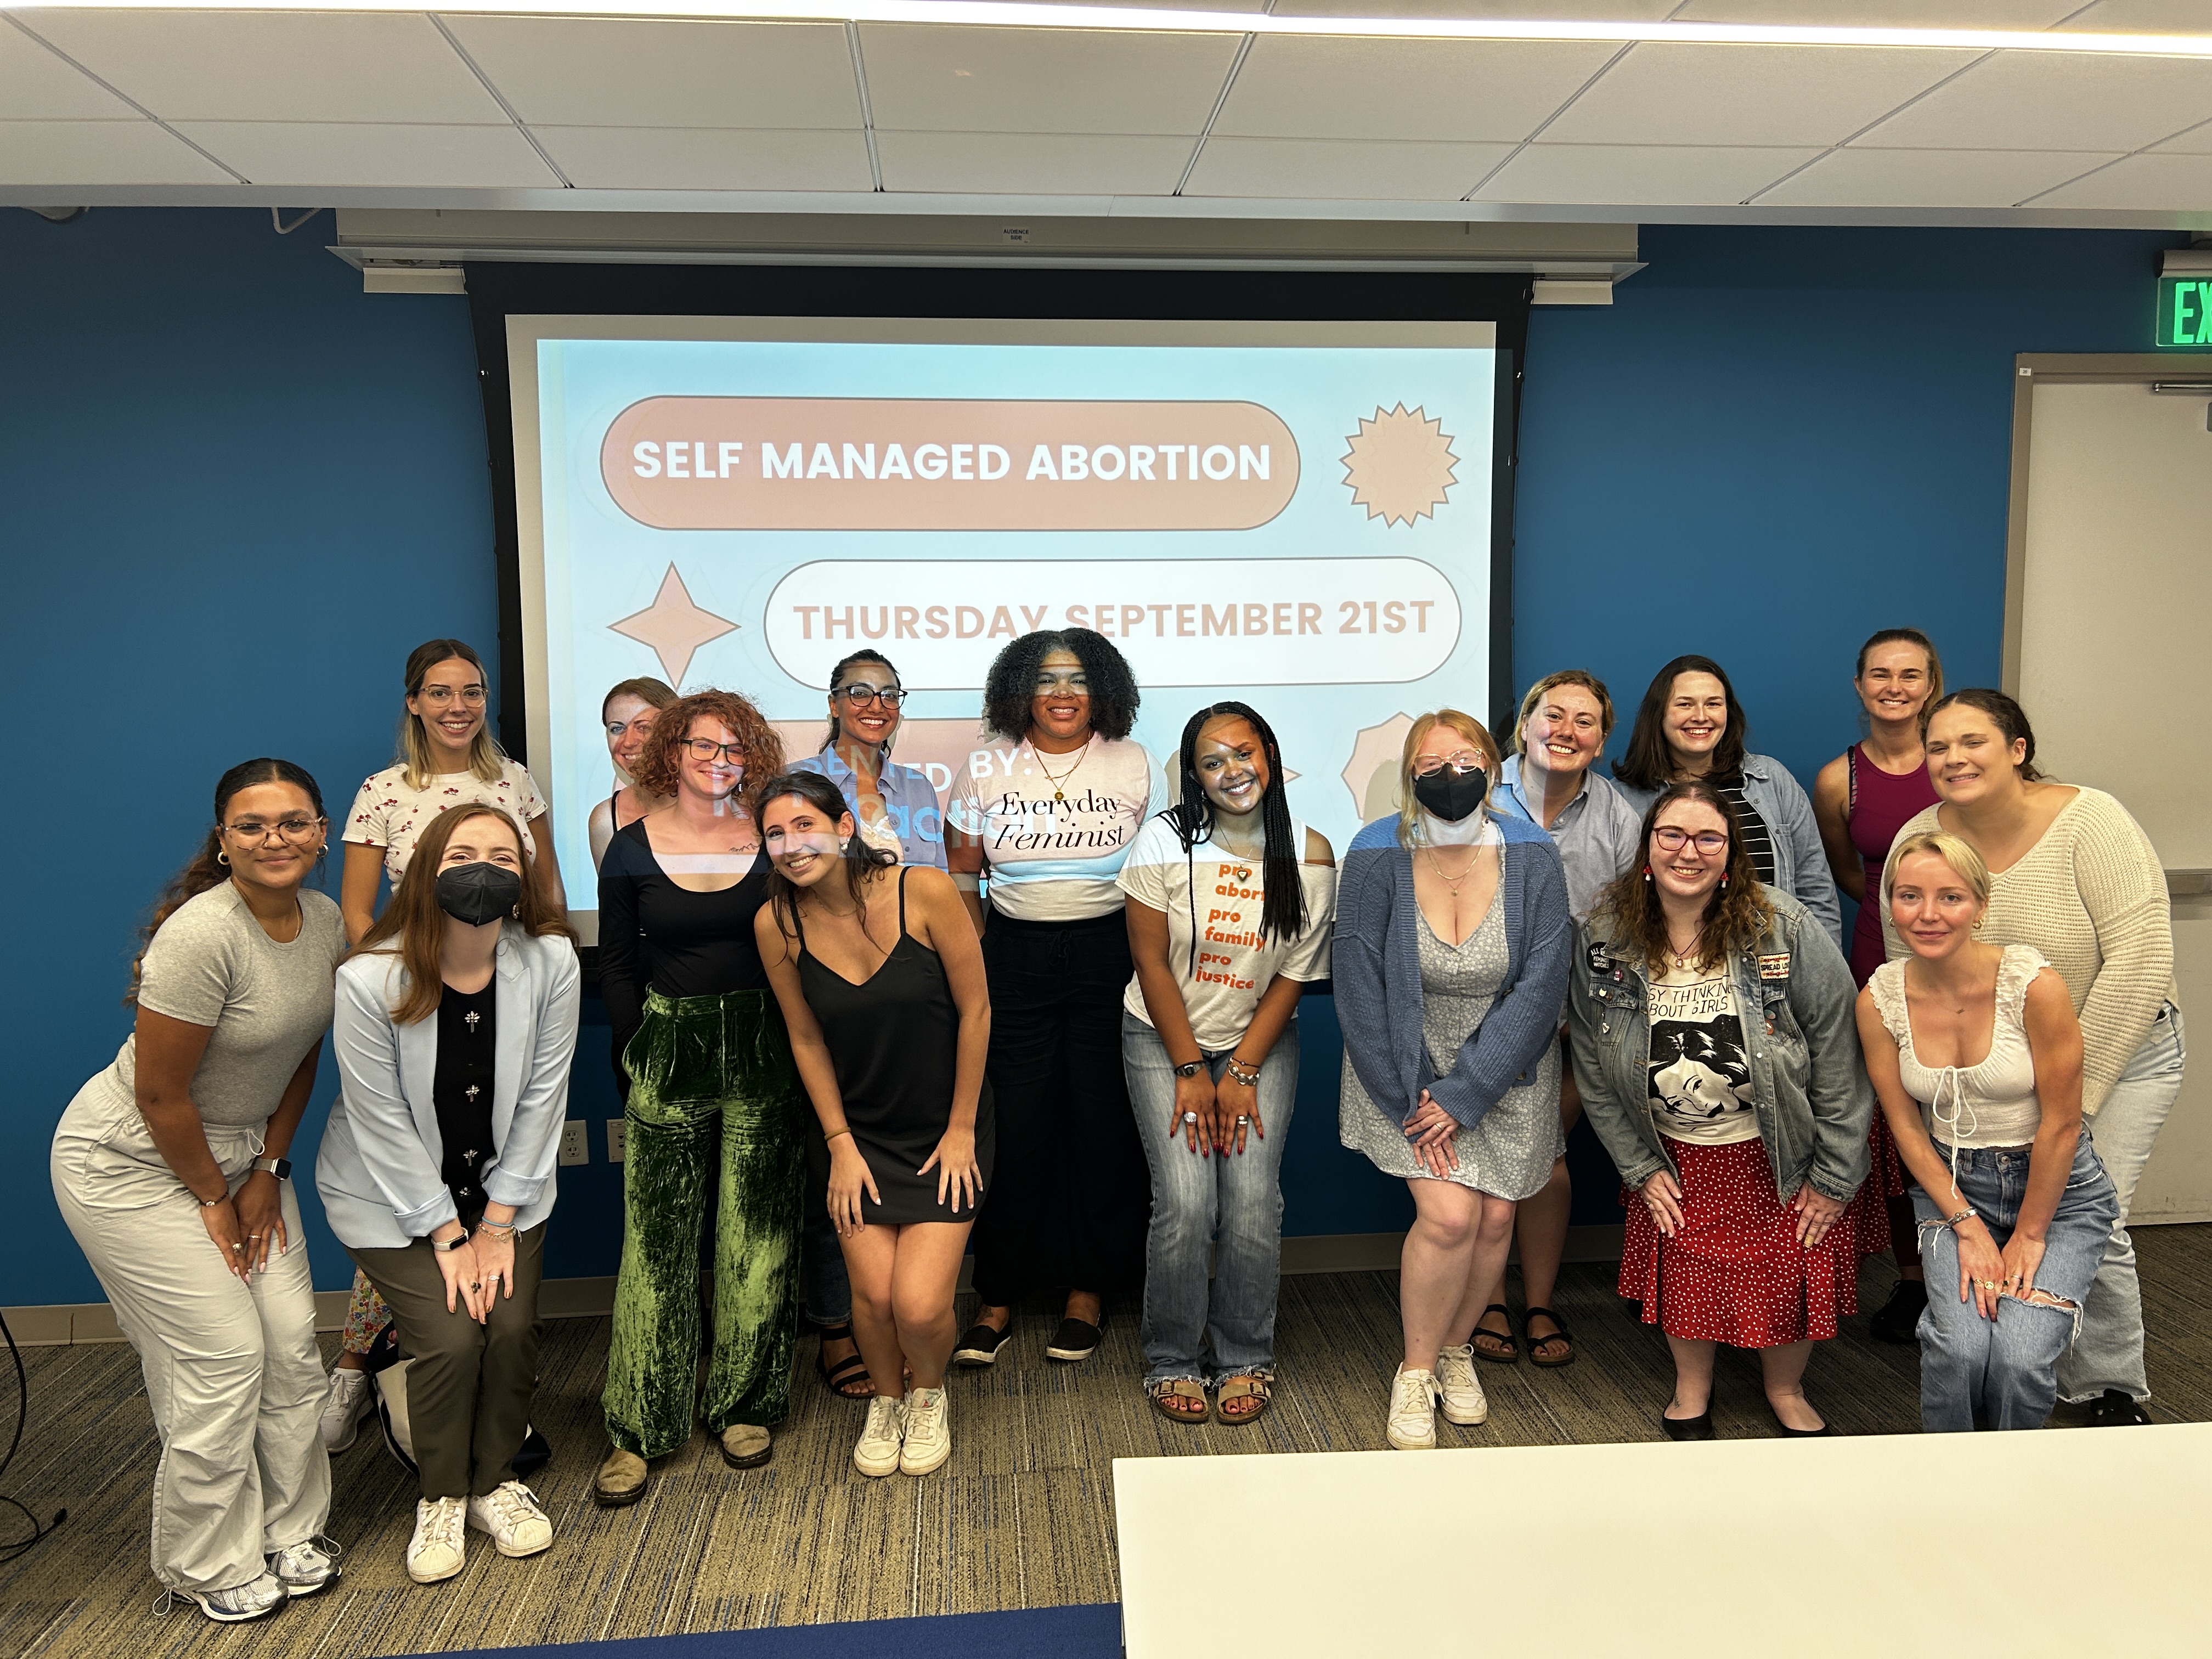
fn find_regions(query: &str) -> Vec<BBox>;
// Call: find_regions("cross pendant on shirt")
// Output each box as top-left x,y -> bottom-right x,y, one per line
465,1085 -> 481,1103
463,1148 -> 481,1167
464,1011 -> 481,1032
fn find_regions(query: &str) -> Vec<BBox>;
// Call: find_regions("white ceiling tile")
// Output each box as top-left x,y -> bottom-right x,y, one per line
2056,0 -> 2212,33
1756,145 -> 2124,204
2154,117 -> 2212,149
2022,148 -> 2212,205
1474,141 -> 1823,202
1674,1 -> 2081,24
441,18 -> 860,130
0,118 -> 233,184
1213,38 -> 1621,143
1541,42 -> 1984,145
858,24 -> 1239,135
875,129 -> 1193,192
533,126 -> 874,190
1856,49 -> 2212,148
173,122 -> 557,188
0,26 -> 137,118
1267,0 -> 1675,15
24,11 -> 506,125
1184,136 -> 1516,197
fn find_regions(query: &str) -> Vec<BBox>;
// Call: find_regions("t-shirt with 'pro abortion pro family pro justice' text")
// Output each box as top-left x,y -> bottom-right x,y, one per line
949,735 -> 1163,922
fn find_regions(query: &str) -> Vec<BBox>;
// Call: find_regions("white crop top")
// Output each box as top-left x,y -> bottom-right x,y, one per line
1869,946 -> 2050,1158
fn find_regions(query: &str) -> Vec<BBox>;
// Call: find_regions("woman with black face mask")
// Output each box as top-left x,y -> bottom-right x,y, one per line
318,804 -> 580,1587
1333,710 -> 1574,1452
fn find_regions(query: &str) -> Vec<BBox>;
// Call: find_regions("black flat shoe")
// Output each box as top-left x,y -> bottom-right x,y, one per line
1869,1279 -> 1928,1345
1045,1314 -> 1105,1362
952,1321 -> 1013,1367
1660,1408 -> 1714,1442
1770,1410 -> 1832,1438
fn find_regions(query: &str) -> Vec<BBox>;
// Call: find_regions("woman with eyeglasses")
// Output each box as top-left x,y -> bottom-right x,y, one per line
1334,711 -> 1573,1451
1121,703 -> 1335,1427
946,629 -> 1164,1369
793,649 -> 947,870
320,804 -> 579,1581
593,692 -> 802,1506
588,676 -> 678,871
323,639 -> 567,1457
1612,654 -> 1842,952
1570,781 -> 1872,1441
1884,690 -> 2181,1428
53,760 -> 346,1622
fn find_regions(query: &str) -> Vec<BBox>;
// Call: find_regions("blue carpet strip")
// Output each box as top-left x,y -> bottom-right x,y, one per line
416,1604 -> 1122,1659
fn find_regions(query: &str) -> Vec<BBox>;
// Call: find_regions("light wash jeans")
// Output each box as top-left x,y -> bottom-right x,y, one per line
1912,1137 -> 2118,1431
1124,1011 -> 1298,1385
2056,1003 -> 2186,1404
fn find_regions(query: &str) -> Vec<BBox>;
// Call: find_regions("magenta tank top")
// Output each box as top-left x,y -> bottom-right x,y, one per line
1846,743 -> 1941,988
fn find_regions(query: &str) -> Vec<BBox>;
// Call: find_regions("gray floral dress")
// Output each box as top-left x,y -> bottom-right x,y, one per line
1339,898 -> 1565,1197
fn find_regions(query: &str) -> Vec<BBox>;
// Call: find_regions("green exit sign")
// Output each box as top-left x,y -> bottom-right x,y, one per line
2158,275 -> 2212,348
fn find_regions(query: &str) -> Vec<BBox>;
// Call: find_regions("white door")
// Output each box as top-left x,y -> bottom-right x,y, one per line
2013,364 -> 2212,1223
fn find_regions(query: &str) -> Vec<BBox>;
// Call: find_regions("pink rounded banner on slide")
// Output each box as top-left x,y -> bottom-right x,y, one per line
599,397 -> 1300,531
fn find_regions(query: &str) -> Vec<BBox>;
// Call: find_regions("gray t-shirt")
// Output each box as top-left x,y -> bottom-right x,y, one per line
105,883 -> 346,1127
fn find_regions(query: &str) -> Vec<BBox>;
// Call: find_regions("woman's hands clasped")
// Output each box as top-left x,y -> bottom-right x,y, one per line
1950,1215 -> 2042,1321
233,1170 -> 289,1275
921,1125 -> 983,1215
1402,1090 -> 1460,1180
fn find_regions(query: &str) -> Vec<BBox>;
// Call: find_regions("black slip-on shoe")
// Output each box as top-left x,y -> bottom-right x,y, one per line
952,1321 -> 1013,1367
1045,1316 -> 1104,1362
1660,1408 -> 1715,1442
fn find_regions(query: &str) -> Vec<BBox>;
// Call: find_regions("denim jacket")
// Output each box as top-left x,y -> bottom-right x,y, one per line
1616,753 -> 1843,953
1566,885 -> 1872,1205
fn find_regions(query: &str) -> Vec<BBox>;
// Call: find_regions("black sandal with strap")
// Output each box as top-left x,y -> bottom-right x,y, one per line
1471,1304 -> 1520,1365
815,1323 -> 876,1400
1523,1307 -> 1577,1369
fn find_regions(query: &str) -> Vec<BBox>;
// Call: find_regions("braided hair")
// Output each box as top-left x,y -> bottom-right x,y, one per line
1163,702 -> 1307,977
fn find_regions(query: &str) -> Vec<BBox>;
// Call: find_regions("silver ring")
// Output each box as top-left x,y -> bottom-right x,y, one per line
1182,1111 -> 1198,1125
1236,1116 -> 1250,1125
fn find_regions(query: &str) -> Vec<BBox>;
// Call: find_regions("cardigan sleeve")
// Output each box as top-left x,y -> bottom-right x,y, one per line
481,941 -> 583,1212
2070,794 -> 2175,1115
1421,838 -> 1575,1128
1330,840 -> 1406,1120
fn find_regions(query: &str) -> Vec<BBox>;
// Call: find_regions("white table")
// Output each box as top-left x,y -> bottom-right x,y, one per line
1115,1424 -> 2211,1657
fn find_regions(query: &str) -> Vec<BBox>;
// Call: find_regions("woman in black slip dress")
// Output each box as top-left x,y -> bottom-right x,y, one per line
754,771 -> 993,1480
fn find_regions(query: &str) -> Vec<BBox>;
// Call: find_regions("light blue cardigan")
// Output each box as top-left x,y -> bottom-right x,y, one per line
1332,811 -> 1573,1129
318,930 -> 581,1249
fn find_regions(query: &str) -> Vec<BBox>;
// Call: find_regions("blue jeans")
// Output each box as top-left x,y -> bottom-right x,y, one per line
1124,1012 -> 1297,1385
2055,1003 -> 2186,1403
1912,1136 -> 2118,1431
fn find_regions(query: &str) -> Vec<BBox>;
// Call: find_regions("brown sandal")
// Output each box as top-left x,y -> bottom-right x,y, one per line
1147,1377 -> 1210,1424
1214,1374 -> 1272,1426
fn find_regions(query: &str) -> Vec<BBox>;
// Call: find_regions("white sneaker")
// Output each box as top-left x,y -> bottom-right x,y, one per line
854,1394 -> 904,1477
466,1481 -> 553,1559
407,1496 -> 468,1584
1386,1366 -> 1440,1450
899,1386 -> 951,1476
157,1572 -> 286,1623
318,1365 -> 373,1453
268,1535 -> 344,1595
1435,1344 -> 1490,1426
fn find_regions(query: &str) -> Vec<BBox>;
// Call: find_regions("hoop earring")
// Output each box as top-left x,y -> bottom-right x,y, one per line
217,849 -> 230,866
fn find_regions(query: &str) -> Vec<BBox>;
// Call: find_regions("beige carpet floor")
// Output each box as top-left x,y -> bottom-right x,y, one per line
3,1226 -> 2207,1658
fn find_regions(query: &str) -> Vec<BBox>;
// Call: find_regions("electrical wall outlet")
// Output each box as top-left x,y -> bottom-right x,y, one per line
558,1120 -> 588,1166
606,1119 -> 627,1165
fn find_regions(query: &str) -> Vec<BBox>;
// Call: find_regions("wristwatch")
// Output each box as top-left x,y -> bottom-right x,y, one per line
252,1155 -> 292,1182
1172,1059 -> 1206,1079
432,1229 -> 473,1253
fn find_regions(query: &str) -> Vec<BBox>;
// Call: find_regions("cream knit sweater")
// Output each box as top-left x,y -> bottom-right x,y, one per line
1882,787 -> 2176,1116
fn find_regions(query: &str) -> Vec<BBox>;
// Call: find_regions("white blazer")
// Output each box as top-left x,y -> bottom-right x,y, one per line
318,929 -> 581,1250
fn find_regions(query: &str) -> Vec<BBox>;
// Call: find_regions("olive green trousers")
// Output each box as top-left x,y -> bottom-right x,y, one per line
603,988 -> 804,1460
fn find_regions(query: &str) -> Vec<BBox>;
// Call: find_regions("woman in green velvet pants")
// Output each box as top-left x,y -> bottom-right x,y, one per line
592,691 -> 804,1506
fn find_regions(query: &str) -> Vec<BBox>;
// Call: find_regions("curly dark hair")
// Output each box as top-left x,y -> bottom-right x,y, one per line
1613,654 -> 1749,792
979,628 -> 1139,743
1162,701 -> 1307,972
1593,779 -> 1775,975
631,689 -> 786,802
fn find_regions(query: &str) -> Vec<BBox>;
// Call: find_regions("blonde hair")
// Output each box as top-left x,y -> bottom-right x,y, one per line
1395,709 -> 1501,847
1882,830 -> 1990,910
1510,669 -> 1616,755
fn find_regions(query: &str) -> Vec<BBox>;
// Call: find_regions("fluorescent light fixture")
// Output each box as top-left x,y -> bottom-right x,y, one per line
11,0 -> 2212,58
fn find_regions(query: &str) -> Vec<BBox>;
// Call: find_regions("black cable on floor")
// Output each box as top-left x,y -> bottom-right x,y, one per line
0,1308 -> 63,1563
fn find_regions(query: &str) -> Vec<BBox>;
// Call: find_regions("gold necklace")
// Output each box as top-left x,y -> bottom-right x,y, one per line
1422,845 -> 1479,894
1029,737 -> 1089,803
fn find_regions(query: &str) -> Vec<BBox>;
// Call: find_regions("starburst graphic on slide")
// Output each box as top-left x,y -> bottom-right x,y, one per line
1341,404 -> 1459,527
1342,714 -> 1415,822
609,564 -> 739,689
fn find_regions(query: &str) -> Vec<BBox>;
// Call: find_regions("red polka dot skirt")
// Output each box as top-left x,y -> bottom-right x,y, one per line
1619,1136 -> 1860,1347
1844,1111 -> 1910,1257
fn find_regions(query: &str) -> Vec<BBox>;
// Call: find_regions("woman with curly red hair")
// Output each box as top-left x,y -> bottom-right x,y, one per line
592,691 -> 802,1506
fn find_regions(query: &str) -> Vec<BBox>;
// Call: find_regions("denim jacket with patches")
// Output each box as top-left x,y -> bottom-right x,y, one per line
1567,885 -> 1872,1205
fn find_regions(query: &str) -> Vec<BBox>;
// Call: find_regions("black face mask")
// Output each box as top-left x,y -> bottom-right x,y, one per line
1413,765 -> 1488,823
436,861 -> 524,927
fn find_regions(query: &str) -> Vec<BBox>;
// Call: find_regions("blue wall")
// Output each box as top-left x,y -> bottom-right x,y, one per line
1,208 -> 2187,1304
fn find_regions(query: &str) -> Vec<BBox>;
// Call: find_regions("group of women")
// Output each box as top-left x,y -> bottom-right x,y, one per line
49,622 -> 2183,1622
